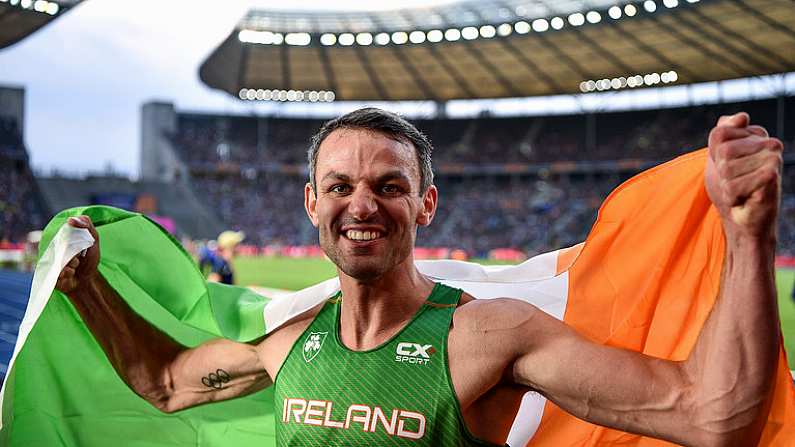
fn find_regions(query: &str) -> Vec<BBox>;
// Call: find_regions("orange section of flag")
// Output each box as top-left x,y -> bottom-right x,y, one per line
531,149 -> 795,446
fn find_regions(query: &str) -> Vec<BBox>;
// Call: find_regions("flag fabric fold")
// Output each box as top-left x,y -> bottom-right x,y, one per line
1,149 -> 792,446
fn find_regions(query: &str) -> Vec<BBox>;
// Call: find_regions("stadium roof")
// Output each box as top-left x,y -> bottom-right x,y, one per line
200,0 -> 795,102
0,0 -> 81,50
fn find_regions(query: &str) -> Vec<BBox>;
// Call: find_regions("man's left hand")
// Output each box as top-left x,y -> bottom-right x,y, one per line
705,112 -> 784,240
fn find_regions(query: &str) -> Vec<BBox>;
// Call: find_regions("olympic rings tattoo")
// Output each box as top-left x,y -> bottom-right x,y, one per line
201,369 -> 231,389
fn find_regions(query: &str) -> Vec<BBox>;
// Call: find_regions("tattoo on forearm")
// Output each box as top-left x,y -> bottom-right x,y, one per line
201,369 -> 231,389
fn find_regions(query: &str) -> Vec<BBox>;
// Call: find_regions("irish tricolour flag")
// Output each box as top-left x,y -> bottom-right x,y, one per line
1,149 -> 793,446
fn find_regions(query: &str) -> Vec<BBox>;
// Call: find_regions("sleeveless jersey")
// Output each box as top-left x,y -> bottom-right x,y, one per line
274,282 -> 500,446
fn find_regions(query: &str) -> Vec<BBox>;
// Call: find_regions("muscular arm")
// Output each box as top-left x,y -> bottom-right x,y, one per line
58,217 -> 272,413
459,113 -> 782,446
509,234 -> 777,446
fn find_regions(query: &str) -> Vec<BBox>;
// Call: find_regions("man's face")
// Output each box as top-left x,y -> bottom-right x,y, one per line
305,128 -> 437,282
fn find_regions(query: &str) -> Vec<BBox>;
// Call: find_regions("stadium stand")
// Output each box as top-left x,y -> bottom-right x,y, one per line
0,269 -> 30,381
0,115 -> 46,244
158,97 -> 794,257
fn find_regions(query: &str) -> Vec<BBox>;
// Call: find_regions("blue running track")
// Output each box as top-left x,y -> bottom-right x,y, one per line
0,269 -> 32,381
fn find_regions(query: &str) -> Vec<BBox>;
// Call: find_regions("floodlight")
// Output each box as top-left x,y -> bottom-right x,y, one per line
480,25 -> 496,38
644,1 -> 657,13
375,33 -> 390,45
278,90 -> 288,101
619,77 -> 628,88
45,1 -> 57,14
669,71 -> 678,82
624,4 -> 637,16
444,28 -> 461,41
550,17 -> 564,30
9,0 -> 19,5
661,72 -> 671,83
246,90 -> 257,100
579,82 -> 589,93
497,23 -> 512,36
325,92 -> 336,102
239,89 -> 249,100
356,32 -> 373,45
586,80 -> 596,91
427,29 -> 444,42
320,33 -> 337,46
568,13 -> 585,26
286,90 -> 296,101
272,33 -> 284,45
532,19 -> 549,32
33,0 -> 46,12
308,91 -> 319,101
339,33 -> 355,46
627,77 -> 638,87
20,0 -> 32,9
461,27 -> 478,40
285,33 -> 311,46
409,30 -> 426,44
608,6 -> 622,19
586,11 -> 601,24
391,31 -> 408,44
663,0 -> 679,7
263,90 -> 273,100
610,78 -> 621,89
514,21 -> 531,34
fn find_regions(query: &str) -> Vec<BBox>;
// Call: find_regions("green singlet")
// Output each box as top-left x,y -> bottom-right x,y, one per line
274,282 -> 501,446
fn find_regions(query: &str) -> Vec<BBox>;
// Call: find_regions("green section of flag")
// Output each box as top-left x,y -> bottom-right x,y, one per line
1,206 -> 276,446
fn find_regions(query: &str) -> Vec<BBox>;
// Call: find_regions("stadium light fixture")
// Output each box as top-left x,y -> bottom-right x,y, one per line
568,13 -> 585,26
45,0 -> 57,14
320,33 -> 336,46
644,1 -> 657,12
427,29 -> 444,42
285,33 -> 311,46
409,30 -> 426,44
20,0 -> 31,9
608,6 -> 622,19
33,0 -> 46,12
375,33 -> 390,45
391,31 -> 408,44
480,25 -> 496,38
9,0 -> 19,5
586,11 -> 602,24
532,19 -> 549,32
444,28 -> 461,41
338,33 -> 355,46
624,4 -> 637,16
461,26 -> 478,40
550,17 -> 565,30
663,0 -> 679,7
497,23 -> 513,36
580,70 -> 679,92
356,32 -> 374,45
514,21 -> 531,34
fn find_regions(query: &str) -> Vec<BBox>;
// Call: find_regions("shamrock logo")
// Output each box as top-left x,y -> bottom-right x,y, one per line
303,332 -> 328,363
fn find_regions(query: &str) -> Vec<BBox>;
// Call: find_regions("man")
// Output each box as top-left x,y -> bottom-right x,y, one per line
205,230 -> 245,284
56,108 -> 783,446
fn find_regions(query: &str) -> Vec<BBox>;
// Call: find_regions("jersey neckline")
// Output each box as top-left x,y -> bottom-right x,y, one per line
331,281 -> 443,355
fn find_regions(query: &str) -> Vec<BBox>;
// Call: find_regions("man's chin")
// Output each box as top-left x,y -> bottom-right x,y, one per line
338,261 -> 389,282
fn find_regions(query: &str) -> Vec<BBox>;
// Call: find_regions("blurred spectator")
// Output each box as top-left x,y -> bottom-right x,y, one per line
207,230 -> 245,285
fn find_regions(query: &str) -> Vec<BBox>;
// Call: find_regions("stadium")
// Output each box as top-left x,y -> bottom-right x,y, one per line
0,0 -> 794,445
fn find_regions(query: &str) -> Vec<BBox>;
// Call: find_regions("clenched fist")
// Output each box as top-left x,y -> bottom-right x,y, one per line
55,215 -> 101,294
704,112 -> 783,240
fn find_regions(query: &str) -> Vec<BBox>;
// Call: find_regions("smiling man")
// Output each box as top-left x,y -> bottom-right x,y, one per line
57,107 -> 784,446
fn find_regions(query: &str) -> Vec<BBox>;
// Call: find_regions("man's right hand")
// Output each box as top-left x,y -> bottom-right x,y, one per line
55,215 -> 101,294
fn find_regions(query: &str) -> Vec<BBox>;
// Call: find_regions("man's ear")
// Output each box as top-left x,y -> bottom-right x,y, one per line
417,185 -> 438,227
304,183 -> 319,227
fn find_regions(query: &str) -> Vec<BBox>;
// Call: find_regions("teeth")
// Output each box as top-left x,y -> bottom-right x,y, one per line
346,230 -> 381,241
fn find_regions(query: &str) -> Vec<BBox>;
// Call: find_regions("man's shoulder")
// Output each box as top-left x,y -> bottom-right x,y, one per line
452,294 -> 543,334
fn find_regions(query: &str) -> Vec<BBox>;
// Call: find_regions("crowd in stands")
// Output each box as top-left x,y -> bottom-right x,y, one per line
0,118 -> 45,243
171,97 -> 795,257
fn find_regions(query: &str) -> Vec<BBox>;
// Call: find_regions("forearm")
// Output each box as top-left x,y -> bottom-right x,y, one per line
67,273 -> 185,407
683,234 -> 779,444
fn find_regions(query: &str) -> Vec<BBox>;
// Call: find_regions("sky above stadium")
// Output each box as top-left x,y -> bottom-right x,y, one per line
0,0 -> 793,178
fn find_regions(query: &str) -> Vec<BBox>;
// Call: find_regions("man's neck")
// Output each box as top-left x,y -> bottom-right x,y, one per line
337,258 -> 435,351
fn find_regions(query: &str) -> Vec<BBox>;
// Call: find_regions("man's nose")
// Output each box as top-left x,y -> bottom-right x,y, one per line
348,187 -> 378,221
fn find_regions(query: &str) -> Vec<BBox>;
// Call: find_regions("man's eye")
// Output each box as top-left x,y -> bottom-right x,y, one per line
329,184 -> 351,194
381,184 -> 401,194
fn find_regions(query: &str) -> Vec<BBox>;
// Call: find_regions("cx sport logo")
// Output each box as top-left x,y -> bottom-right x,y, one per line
395,342 -> 435,366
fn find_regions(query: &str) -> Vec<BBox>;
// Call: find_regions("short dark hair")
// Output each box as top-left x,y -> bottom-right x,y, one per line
307,107 -> 434,194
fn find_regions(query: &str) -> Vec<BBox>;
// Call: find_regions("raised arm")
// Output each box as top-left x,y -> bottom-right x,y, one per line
462,113 -> 782,446
56,216 -> 272,413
